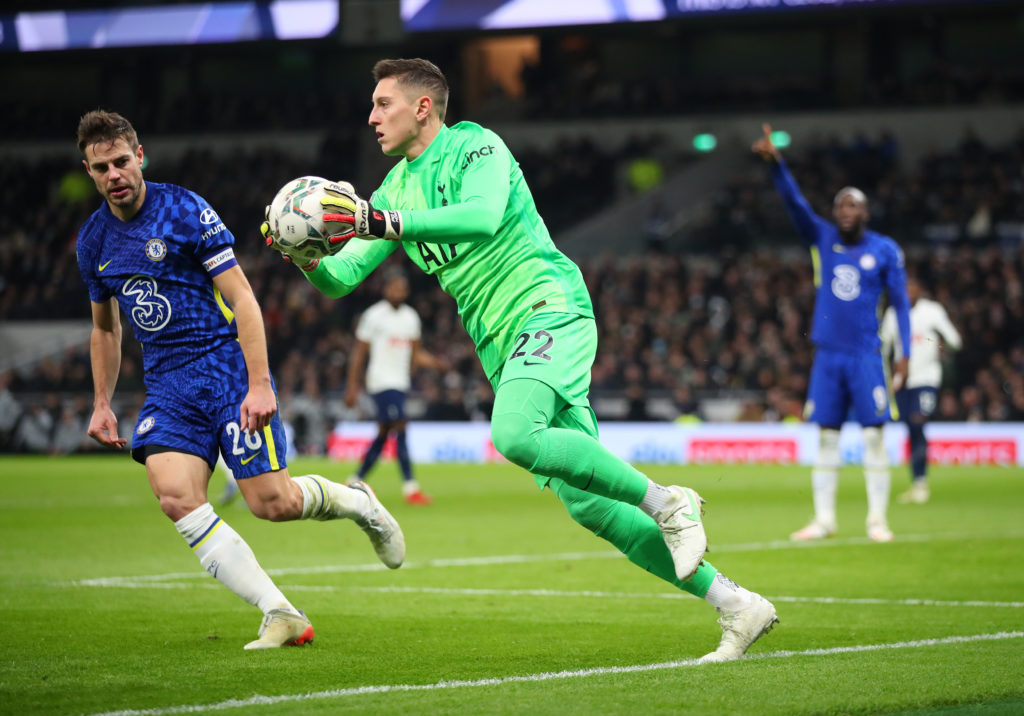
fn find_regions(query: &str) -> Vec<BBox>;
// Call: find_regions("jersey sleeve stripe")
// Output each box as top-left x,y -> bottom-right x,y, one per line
212,286 -> 235,326
810,245 -> 822,288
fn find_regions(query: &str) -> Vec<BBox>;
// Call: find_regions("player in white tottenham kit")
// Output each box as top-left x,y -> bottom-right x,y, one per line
881,276 -> 962,504
346,272 -> 445,504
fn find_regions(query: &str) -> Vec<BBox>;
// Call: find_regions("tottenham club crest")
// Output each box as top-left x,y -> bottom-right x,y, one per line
145,237 -> 167,262
137,416 -> 155,434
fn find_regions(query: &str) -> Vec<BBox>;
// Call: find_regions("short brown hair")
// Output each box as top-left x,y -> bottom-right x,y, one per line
77,110 -> 139,154
373,58 -> 449,121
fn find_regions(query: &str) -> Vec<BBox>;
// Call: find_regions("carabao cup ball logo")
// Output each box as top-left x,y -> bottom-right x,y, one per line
831,265 -> 861,301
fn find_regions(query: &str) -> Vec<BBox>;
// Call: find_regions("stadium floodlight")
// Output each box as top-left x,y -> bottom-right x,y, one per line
693,133 -> 717,153
770,130 -> 792,149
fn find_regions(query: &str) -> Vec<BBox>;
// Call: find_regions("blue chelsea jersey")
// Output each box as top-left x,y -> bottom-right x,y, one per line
770,160 -> 912,356
76,182 -> 241,374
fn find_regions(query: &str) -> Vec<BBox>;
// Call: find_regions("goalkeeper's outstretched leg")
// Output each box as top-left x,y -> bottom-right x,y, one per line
491,376 -> 707,580
548,477 -> 777,662
489,372 -> 777,661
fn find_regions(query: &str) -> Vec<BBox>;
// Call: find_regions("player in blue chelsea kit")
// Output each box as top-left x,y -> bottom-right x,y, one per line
753,124 -> 911,543
76,110 -> 405,649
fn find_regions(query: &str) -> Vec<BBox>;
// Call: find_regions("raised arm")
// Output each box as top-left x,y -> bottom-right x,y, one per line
752,123 -> 824,245
86,298 -> 126,449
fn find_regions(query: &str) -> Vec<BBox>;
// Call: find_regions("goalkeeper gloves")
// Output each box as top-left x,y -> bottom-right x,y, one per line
260,207 -> 320,272
320,181 -> 403,242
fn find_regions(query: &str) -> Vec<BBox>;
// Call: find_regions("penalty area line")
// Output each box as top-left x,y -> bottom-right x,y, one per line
86,631 -> 1024,716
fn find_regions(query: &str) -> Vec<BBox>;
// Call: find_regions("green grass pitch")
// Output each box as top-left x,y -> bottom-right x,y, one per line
1,455 -> 1022,715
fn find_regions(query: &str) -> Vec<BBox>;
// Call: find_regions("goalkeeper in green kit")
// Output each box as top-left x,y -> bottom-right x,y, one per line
263,58 -> 777,661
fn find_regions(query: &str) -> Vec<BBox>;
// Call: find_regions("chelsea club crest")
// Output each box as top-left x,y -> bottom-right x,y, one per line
145,238 -> 168,261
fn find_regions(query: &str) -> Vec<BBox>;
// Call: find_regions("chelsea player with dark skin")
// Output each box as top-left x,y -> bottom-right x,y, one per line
78,110 -> 405,650
753,123 -> 911,543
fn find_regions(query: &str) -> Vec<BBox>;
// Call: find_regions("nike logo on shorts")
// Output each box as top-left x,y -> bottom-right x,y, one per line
240,453 -> 258,465
98,259 -> 113,271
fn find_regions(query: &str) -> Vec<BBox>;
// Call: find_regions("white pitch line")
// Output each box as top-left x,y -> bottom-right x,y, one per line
71,529 -> 1024,588
280,584 -> 1024,609
69,579 -> 1024,609
84,631 -> 1024,716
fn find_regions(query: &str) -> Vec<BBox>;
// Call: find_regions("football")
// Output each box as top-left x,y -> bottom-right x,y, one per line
266,176 -> 345,262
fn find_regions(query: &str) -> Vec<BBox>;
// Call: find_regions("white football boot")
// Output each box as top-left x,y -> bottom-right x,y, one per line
898,481 -> 930,505
349,481 -> 406,569
700,594 -> 778,663
243,609 -> 314,650
866,516 -> 894,543
790,518 -> 837,541
652,486 -> 707,580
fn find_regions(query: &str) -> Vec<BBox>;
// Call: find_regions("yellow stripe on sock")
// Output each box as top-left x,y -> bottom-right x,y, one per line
264,425 -> 279,471
191,520 -> 223,551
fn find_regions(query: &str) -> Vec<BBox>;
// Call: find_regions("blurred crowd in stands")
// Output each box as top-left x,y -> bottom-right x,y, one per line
2,127 -> 1023,454
7,48 -> 1022,140
688,127 -> 1024,250
515,54 -> 1024,121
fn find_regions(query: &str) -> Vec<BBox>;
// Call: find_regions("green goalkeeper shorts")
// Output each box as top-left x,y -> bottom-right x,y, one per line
489,312 -> 597,409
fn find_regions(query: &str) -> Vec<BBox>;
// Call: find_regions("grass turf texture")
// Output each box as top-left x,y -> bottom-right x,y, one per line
1,455 -> 1022,715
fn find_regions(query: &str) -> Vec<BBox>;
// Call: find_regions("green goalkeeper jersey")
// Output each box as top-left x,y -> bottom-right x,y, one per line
304,121 -> 594,378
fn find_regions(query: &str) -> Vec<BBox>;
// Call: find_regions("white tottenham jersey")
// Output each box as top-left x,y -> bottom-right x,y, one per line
881,297 -> 962,389
355,300 -> 421,394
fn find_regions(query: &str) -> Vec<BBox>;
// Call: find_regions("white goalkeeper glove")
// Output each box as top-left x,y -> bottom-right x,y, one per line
320,181 -> 403,242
